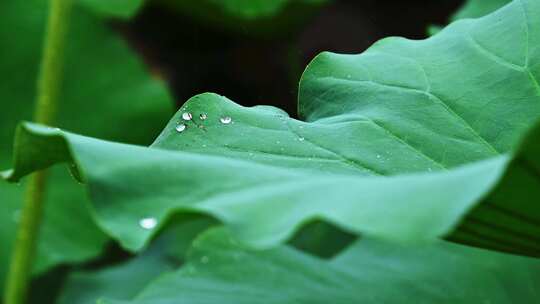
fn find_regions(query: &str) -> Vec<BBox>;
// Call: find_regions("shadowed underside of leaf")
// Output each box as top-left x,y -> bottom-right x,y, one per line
100,228 -> 540,304
3,0 -> 540,257
57,218 -> 213,304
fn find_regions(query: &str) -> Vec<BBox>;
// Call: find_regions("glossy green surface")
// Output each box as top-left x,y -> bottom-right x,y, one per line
3,0 -> 540,256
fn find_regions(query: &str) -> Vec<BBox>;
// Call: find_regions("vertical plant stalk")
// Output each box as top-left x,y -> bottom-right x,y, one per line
3,0 -> 73,303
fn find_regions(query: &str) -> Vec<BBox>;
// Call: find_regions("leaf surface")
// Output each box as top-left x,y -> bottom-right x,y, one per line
3,0 -> 540,257
4,117 -> 539,256
101,228 -> 540,304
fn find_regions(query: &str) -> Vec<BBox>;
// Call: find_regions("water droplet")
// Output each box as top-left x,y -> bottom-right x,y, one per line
298,137 -> 305,142
347,74 -> 351,79
202,144 -> 207,148
182,112 -> 193,121
220,116 -> 232,124
376,154 -> 381,159
139,217 -> 157,230
200,256 -> 209,264
175,124 -> 187,133
248,152 -> 254,157
276,140 -> 280,144
199,113 -> 207,120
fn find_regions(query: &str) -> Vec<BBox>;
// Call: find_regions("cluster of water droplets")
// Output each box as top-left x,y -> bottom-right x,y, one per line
175,111 -> 232,133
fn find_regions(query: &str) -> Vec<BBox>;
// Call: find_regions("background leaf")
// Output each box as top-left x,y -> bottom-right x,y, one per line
0,0 -> 173,292
101,228 -> 540,304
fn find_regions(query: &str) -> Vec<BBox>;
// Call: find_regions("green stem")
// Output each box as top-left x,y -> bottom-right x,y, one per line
3,1 -> 73,303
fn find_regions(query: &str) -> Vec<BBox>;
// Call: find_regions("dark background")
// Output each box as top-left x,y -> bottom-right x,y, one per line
121,0 -> 464,117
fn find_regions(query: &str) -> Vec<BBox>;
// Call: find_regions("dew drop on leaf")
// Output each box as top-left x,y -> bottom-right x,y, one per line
220,116 -> 232,124
182,112 -> 193,121
298,137 -> 305,142
139,217 -> 157,230
199,113 -> 208,120
176,124 -> 187,133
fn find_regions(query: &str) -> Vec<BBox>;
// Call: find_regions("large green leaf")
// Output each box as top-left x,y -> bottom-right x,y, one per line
101,228 -> 540,304
3,117 -> 539,256
0,0 -> 172,291
3,0 -> 540,256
